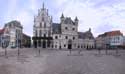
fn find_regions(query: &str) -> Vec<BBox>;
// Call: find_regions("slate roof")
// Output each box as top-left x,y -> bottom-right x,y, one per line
78,30 -> 94,39
52,23 -> 61,34
5,20 -> 23,28
63,17 -> 75,25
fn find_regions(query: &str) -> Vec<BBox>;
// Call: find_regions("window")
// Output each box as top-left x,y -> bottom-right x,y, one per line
78,46 -> 80,48
72,28 -> 75,31
44,22 -> 46,28
39,30 -> 42,36
35,30 -> 37,36
64,44 -> 66,47
65,36 -> 68,39
44,34 -> 46,37
55,45 -> 57,48
42,17 -> 44,21
73,37 -> 75,40
55,36 -> 58,39
40,23 -> 42,27
65,27 -> 68,30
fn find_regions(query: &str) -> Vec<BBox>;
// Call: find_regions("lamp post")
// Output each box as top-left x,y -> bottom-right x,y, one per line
105,44 -> 108,55
3,35 -> 9,58
17,34 -> 20,57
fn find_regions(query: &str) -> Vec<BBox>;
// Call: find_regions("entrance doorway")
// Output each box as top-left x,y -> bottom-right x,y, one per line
68,39 -> 72,49
43,40 -> 46,48
68,44 -> 72,49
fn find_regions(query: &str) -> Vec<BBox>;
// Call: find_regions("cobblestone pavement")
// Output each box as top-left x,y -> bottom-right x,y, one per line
0,48 -> 125,74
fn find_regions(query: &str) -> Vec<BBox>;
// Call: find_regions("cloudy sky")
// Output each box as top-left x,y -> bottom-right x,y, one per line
0,0 -> 125,37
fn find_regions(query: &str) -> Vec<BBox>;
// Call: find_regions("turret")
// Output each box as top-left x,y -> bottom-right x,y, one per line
42,2 -> 45,9
89,28 -> 91,32
74,16 -> 78,25
60,13 -> 65,23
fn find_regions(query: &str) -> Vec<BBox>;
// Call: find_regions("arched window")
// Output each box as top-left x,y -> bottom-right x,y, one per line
55,36 -> 58,39
39,30 -> 42,36
44,22 -> 46,28
35,30 -> 37,37
65,36 -> 68,39
44,34 -> 46,37
40,23 -> 42,27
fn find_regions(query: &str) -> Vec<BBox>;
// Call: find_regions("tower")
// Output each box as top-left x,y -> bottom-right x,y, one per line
33,3 -> 53,48
60,13 -> 65,23
74,16 -> 78,25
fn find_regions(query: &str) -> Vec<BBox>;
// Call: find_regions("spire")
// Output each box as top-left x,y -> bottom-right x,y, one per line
75,16 -> 78,21
42,2 -> 45,9
61,13 -> 64,18
89,28 -> 91,32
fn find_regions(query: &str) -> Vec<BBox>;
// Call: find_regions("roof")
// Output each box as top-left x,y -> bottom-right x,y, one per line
0,28 -> 4,35
98,30 -> 123,37
5,20 -> 23,28
52,23 -> 61,34
78,30 -> 94,39
105,30 -> 123,36
63,17 -> 75,25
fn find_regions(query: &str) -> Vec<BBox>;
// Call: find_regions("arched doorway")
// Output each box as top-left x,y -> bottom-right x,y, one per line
68,39 -> 72,49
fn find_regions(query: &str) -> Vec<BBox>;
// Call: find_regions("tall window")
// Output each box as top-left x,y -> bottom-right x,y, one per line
40,23 -> 42,27
42,17 -> 44,21
39,30 -> 42,36
55,36 -> 58,39
36,30 -> 37,37
73,37 -> 75,40
44,34 -> 46,37
44,22 -> 46,28
65,36 -> 68,39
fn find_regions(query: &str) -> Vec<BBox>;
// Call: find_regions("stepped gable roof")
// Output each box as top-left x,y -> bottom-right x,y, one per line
78,30 -> 94,39
63,17 -> 75,25
52,23 -> 61,34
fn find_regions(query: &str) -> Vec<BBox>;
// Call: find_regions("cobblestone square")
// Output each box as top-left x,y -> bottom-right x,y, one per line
0,48 -> 125,74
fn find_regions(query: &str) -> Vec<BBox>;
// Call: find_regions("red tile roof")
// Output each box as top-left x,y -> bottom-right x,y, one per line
105,30 -> 123,36
0,28 -> 4,34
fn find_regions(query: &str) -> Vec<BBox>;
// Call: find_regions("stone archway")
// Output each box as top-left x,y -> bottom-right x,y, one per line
68,39 -> 72,49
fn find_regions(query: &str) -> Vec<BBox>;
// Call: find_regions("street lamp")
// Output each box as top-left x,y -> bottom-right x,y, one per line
2,35 -> 9,58
17,34 -> 20,57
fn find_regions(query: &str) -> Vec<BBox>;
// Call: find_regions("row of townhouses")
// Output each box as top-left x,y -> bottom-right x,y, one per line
96,30 -> 125,49
0,3 -> 125,49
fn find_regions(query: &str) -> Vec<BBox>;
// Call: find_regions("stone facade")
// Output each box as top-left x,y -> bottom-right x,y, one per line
32,3 -> 95,49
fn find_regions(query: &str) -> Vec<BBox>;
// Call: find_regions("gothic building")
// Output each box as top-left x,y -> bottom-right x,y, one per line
32,3 -> 95,49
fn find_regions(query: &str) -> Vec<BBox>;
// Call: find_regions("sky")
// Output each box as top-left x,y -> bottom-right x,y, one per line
0,0 -> 125,37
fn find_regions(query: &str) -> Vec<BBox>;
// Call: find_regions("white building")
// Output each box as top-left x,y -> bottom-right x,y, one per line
96,30 -> 124,49
32,3 -> 95,49
4,20 -> 23,48
108,31 -> 124,48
